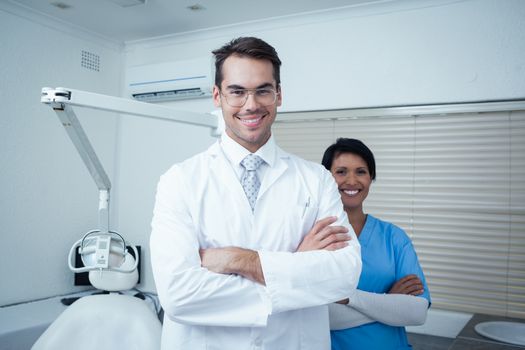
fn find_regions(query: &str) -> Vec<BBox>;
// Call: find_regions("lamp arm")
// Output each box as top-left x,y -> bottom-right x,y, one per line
41,87 -> 219,132
51,102 -> 112,192
45,98 -> 112,232
41,86 -> 221,234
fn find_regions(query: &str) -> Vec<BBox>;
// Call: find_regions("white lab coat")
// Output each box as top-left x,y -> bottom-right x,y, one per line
150,136 -> 361,350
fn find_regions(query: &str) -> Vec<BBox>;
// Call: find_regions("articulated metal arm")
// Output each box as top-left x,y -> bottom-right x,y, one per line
41,87 -> 219,131
41,87 -> 220,233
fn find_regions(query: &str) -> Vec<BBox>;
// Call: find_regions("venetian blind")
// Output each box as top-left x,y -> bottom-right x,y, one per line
273,102 -> 525,318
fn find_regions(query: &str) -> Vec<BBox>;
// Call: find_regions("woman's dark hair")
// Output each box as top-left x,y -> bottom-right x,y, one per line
212,37 -> 281,89
321,138 -> 376,180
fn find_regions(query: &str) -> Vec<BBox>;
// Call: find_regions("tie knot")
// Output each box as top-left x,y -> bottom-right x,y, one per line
241,154 -> 264,171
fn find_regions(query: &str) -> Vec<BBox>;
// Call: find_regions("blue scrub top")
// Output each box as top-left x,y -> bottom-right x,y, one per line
331,215 -> 431,350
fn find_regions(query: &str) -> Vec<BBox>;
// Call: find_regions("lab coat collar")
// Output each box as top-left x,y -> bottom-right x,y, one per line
219,132 -> 276,168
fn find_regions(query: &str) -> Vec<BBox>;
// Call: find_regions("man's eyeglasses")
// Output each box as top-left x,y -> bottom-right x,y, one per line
220,88 -> 279,107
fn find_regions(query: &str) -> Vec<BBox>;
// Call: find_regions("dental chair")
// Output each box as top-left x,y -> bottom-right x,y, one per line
32,231 -> 162,350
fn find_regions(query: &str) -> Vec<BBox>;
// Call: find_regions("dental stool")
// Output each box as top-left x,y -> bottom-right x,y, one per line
32,231 -> 162,350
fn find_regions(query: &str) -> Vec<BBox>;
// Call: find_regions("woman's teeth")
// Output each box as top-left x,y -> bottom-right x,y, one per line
343,190 -> 359,196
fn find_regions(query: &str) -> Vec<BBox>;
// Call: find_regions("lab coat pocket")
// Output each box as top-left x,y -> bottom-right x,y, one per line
271,202 -> 318,251
291,201 -> 319,246
297,202 -> 318,235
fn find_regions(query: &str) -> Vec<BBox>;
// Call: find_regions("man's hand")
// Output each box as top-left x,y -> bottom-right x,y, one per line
296,216 -> 351,252
200,247 -> 265,285
388,274 -> 424,296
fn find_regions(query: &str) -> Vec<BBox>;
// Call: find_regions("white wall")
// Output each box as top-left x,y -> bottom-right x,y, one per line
0,5 -> 122,305
113,115 -> 216,292
1,0 -> 524,304
120,0 -> 525,292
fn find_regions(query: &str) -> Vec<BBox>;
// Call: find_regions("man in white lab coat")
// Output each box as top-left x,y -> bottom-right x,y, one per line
150,37 -> 362,350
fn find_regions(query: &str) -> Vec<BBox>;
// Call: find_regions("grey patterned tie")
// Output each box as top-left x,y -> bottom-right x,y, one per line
240,154 -> 264,212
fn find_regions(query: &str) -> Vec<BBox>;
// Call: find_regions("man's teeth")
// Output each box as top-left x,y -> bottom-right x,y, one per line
241,117 -> 261,124
344,190 -> 359,196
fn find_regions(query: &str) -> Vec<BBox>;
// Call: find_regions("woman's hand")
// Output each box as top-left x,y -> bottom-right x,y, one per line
388,274 -> 424,296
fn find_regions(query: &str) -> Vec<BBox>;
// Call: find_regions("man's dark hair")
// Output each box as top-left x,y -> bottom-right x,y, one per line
212,37 -> 282,88
321,138 -> 377,180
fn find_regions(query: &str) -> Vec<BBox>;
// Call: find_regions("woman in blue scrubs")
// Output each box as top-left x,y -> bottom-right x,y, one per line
322,138 -> 431,350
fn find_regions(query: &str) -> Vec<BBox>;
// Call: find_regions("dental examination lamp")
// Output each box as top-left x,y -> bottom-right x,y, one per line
33,88 -> 220,350
40,87 -> 220,289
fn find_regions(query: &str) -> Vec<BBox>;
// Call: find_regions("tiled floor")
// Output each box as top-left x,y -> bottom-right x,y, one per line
408,314 -> 525,350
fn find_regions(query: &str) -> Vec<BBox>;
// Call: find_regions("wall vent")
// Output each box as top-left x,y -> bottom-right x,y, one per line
81,50 -> 100,72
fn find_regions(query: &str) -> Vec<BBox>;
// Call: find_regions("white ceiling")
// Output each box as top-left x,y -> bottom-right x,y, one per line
8,0 -> 384,42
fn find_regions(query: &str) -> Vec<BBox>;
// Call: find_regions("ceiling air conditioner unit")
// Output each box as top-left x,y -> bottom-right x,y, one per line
126,57 -> 214,102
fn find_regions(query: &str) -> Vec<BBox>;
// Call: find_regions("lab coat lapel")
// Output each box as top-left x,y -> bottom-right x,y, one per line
258,148 -> 289,200
207,142 -> 249,208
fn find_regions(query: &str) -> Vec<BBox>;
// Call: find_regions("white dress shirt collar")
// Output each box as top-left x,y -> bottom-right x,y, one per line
220,132 -> 276,168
